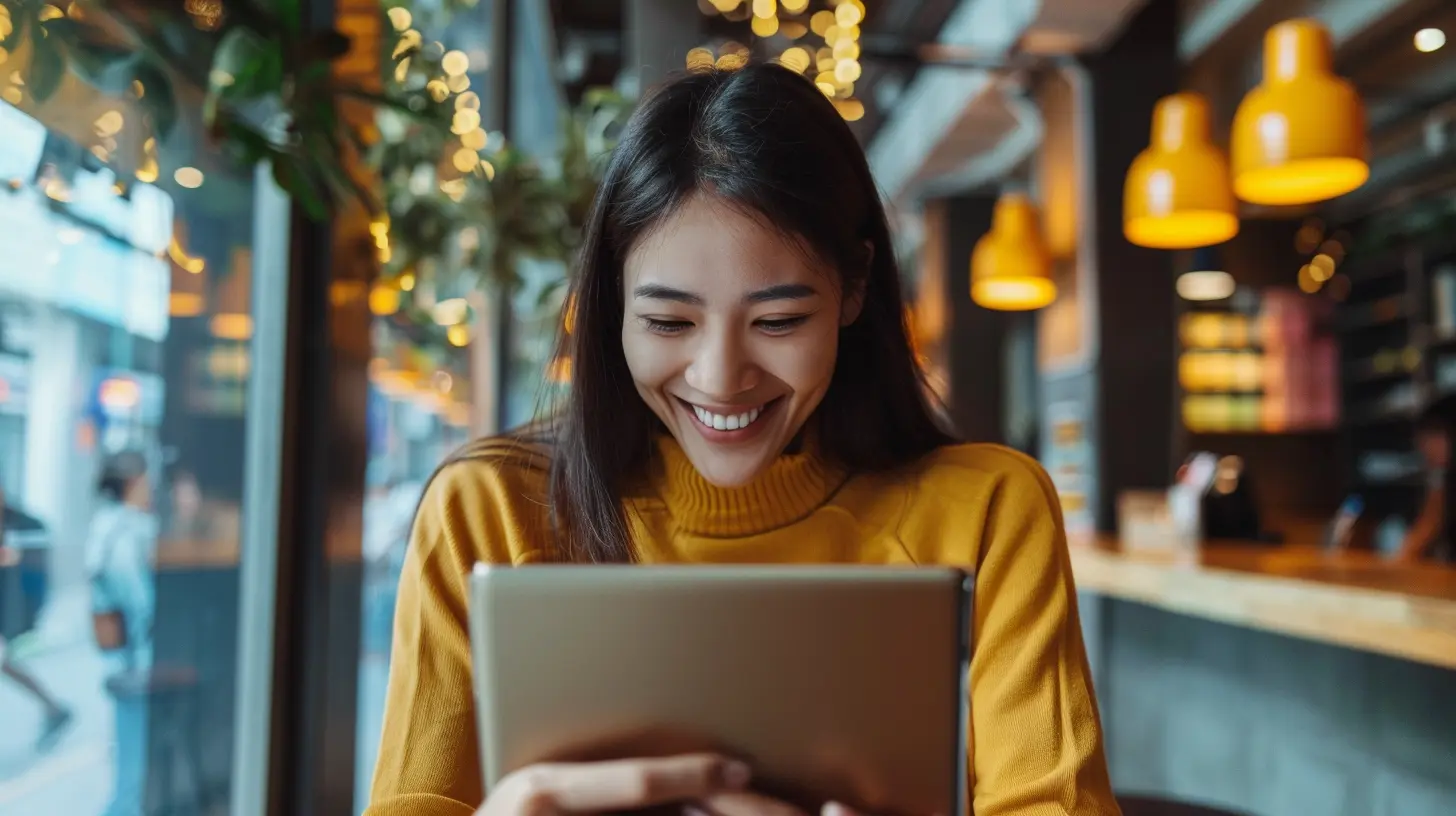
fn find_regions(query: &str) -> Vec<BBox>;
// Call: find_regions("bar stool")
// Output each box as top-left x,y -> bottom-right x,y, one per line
106,663 -> 204,815
1117,794 -> 1249,816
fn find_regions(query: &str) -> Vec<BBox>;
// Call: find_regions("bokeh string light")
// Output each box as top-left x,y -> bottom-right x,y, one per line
386,8 -> 497,203
691,0 -> 866,121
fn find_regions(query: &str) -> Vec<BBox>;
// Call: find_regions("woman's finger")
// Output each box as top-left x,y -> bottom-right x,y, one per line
526,753 -> 752,812
697,790 -> 811,816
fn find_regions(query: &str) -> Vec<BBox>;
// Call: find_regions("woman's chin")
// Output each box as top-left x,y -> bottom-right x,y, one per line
677,435 -> 783,488
685,451 -> 774,488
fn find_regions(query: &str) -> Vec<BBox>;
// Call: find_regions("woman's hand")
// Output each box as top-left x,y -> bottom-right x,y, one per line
475,752 -> 870,816
691,795 -> 865,816
477,753 -> 752,816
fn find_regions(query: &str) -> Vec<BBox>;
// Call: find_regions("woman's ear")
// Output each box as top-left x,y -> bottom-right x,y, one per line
839,241 -> 873,326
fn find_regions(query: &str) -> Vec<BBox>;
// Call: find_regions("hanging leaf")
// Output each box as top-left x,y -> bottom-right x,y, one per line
131,61 -> 177,139
150,16 -> 203,66
26,19 -> 66,103
211,26 -> 283,100
217,115 -> 276,165
53,18 -> 140,96
272,154 -> 329,220
259,0 -> 302,37
1,1 -> 29,52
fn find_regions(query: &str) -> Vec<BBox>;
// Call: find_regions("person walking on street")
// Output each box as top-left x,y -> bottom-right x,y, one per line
0,486 -> 74,751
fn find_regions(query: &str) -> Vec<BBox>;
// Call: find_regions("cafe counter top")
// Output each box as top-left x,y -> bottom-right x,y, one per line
1068,538 -> 1456,671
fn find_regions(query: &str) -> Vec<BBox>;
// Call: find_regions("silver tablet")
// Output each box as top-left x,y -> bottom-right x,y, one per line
469,564 -> 972,816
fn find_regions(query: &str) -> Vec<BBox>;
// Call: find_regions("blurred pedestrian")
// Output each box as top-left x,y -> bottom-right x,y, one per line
85,451 -> 158,816
0,486 -> 73,751
1397,395 -> 1456,563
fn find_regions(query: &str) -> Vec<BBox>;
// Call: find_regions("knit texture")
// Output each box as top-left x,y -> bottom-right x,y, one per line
364,436 -> 1118,815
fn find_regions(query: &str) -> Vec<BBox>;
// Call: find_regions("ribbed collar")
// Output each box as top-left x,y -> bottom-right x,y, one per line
647,432 -> 850,537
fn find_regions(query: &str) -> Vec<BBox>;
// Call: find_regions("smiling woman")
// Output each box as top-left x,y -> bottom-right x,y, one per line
366,64 -> 1119,816
621,193 -> 859,487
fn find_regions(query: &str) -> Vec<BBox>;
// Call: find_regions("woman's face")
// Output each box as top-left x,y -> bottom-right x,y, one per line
622,193 -> 860,487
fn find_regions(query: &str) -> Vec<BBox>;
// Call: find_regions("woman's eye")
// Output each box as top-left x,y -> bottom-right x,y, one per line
757,315 -> 809,334
642,317 -> 692,335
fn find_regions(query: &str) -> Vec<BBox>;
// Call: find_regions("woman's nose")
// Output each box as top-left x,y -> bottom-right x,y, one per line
684,331 -> 760,399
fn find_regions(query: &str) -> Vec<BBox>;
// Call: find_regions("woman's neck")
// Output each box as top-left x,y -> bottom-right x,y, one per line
646,433 -> 849,537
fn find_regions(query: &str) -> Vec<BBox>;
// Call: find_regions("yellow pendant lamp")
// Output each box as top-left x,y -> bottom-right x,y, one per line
1124,92 -> 1239,249
971,192 -> 1056,311
1231,18 -> 1368,206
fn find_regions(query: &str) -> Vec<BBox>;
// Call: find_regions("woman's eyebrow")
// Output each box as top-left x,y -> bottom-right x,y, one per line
743,283 -> 817,304
632,283 -> 704,305
631,283 -> 819,305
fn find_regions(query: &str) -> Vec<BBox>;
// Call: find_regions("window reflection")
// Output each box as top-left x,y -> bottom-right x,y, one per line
0,77 -> 263,812
355,323 -> 471,813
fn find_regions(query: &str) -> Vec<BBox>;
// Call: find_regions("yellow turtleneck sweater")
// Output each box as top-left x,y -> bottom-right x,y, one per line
366,436 -> 1118,816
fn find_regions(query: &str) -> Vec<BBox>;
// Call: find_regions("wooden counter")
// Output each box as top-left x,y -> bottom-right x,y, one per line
1069,539 -> 1456,671
156,538 -> 240,570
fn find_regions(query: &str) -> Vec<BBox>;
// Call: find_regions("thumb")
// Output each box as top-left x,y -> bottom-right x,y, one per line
822,803 -> 864,816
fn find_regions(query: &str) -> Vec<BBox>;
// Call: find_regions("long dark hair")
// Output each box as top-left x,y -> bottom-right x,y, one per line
98,451 -> 148,503
482,64 -> 954,562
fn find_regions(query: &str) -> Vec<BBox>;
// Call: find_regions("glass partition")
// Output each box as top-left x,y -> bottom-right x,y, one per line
0,45 -> 277,816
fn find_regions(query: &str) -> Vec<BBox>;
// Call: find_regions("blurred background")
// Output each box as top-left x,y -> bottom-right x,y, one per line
0,0 -> 1454,814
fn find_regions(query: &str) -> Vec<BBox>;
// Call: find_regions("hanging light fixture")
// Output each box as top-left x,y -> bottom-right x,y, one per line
1232,18 -> 1368,206
971,192 -> 1056,311
1176,246 -> 1236,302
1124,92 -> 1239,249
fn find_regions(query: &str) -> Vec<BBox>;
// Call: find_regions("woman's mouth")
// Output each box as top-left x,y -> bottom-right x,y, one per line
691,403 -> 763,431
678,397 -> 782,440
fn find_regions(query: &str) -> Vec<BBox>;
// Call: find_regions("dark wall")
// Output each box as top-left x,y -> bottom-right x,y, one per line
1081,0 -> 1182,530
943,194 -> 1009,445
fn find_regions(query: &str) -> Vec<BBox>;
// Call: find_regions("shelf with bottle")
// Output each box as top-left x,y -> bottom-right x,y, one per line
1429,262 -> 1456,342
1335,295 -> 1412,333
1179,289 -> 1339,434
1343,348 -> 1420,387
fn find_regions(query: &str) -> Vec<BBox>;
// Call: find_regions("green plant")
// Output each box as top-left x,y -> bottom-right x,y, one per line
0,0 -> 434,218
371,38 -> 630,296
1,0 -> 632,351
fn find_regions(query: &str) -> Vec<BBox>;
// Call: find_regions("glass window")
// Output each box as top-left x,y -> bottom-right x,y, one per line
0,58 -> 274,816
353,0 -> 569,810
354,319 -> 473,812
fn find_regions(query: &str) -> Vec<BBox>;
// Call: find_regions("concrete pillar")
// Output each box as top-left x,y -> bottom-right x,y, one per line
624,0 -> 704,95
22,306 -> 93,588
1036,0 -> 1180,535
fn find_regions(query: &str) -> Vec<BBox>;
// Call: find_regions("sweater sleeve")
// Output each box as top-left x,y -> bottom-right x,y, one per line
964,450 -> 1119,815
364,452 -> 550,816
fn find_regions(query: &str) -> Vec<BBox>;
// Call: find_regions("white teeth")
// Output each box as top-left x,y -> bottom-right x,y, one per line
692,404 -> 764,432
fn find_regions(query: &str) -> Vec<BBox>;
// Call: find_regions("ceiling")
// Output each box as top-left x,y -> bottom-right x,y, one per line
1334,0 -> 1456,215
1338,0 -> 1456,134
547,0 -> 960,143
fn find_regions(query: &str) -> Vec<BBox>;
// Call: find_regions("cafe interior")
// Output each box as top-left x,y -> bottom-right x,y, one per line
0,0 -> 1453,814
